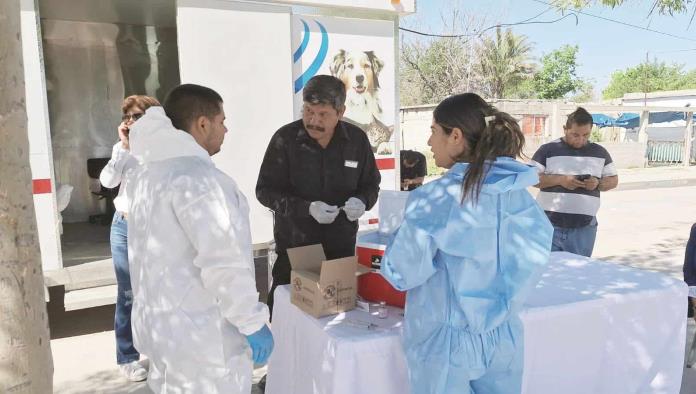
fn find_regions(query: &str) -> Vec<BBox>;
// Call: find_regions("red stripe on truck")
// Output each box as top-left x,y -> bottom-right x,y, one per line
32,179 -> 52,194
376,158 -> 395,170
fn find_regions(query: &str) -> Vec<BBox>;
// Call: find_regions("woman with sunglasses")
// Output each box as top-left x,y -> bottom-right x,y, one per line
99,95 -> 160,382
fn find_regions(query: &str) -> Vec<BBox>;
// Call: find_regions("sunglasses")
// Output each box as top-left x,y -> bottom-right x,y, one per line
121,112 -> 144,122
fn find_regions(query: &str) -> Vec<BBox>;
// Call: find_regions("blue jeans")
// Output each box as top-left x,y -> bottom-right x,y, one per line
551,218 -> 598,257
110,212 -> 139,365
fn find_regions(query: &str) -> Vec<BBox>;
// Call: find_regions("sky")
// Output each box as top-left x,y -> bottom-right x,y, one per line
402,0 -> 696,97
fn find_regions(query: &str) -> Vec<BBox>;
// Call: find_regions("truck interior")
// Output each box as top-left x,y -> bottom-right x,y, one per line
39,0 -> 180,308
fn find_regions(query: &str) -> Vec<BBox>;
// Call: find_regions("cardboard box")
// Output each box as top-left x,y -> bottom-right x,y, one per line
287,244 -> 359,318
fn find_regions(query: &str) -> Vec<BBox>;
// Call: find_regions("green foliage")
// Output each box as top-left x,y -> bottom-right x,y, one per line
570,80 -> 596,102
477,27 -> 534,99
399,5 -> 483,106
399,8 -> 600,103
602,61 -> 696,99
401,37 -> 473,105
589,126 -> 604,143
532,45 -> 585,99
506,78 -> 538,99
400,26 -> 534,104
555,0 -> 691,15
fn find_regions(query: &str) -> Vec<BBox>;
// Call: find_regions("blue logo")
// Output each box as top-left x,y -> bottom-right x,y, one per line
293,19 -> 329,93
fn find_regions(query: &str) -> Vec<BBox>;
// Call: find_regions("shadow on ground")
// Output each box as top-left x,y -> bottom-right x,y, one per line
55,368 -> 149,394
47,286 -> 116,339
597,235 -> 688,277
49,255 -> 271,393
54,362 -> 264,394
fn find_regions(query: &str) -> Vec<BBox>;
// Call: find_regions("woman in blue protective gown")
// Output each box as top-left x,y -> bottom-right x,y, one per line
380,93 -> 553,394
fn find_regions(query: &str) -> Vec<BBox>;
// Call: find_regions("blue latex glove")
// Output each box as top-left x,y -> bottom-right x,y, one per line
245,325 -> 274,364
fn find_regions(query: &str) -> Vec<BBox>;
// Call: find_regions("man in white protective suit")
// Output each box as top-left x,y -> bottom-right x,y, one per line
126,83 -> 273,393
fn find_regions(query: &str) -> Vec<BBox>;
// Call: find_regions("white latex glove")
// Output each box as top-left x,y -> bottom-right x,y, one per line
309,201 -> 340,224
343,197 -> 366,222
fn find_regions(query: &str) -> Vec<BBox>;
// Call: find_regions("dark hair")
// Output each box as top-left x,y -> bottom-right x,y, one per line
401,150 -> 415,164
303,75 -> 346,112
565,107 -> 593,128
121,95 -> 160,113
433,93 -> 525,203
401,150 -> 421,165
163,84 -> 223,133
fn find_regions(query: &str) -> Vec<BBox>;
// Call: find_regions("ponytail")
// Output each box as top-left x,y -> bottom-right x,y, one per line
461,111 -> 525,203
433,93 -> 526,205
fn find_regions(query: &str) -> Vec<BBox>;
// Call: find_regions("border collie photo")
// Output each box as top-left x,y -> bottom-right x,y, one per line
330,49 -> 394,154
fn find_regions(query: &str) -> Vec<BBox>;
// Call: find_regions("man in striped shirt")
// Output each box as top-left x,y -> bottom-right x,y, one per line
530,107 -> 619,257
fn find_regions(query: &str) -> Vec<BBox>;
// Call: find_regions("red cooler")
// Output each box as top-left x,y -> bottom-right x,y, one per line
355,190 -> 410,308
356,231 -> 406,307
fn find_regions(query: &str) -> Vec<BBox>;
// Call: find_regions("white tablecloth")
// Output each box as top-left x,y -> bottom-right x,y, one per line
266,252 -> 688,394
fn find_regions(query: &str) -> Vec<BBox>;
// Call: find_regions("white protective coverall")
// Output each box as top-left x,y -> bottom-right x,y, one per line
126,107 -> 269,393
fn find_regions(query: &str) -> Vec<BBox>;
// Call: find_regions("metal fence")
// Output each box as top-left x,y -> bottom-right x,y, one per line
647,141 -> 685,164
646,139 -> 696,165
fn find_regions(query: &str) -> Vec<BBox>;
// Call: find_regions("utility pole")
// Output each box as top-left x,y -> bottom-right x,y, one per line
644,51 -> 649,107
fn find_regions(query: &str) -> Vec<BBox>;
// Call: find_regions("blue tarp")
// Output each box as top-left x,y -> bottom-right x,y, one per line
650,111 -> 693,124
591,111 -> 695,129
591,114 -> 616,127
614,113 -> 639,128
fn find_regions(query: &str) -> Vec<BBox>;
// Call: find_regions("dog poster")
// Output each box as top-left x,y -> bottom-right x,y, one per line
291,15 -> 397,157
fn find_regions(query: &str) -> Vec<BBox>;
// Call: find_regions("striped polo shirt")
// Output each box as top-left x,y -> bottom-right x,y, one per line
530,138 -> 617,228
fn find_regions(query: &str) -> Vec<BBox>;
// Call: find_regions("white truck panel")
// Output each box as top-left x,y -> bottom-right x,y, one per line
21,0 -> 63,272
254,0 -> 415,14
32,194 -> 62,271
177,0 -> 295,245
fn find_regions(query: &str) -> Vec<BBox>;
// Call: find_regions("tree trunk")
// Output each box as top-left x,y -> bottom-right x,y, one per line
0,0 -> 54,392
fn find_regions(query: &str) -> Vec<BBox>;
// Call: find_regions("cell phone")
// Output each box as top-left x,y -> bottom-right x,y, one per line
575,174 -> 591,181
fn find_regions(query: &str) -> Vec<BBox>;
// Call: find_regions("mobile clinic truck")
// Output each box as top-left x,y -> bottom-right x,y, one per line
20,0 -> 416,310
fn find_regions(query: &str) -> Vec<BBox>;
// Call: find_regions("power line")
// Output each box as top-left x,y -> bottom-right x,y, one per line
651,48 -> 696,54
518,6 -> 554,24
531,0 -> 696,42
399,12 -> 578,38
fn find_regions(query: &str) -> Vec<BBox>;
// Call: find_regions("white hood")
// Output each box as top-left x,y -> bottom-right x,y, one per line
129,106 -> 211,164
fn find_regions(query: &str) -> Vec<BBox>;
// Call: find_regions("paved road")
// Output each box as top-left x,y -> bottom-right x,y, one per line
594,185 -> 696,277
49,185 -> 696,393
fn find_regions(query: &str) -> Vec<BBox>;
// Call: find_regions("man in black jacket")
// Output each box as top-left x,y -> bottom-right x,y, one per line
256,75 -> 380,313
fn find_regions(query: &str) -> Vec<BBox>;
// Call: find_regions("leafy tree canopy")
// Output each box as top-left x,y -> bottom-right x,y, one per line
603,61 -> 696,99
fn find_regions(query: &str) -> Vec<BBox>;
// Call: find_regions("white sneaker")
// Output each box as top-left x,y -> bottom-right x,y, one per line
119,361 -> 147,382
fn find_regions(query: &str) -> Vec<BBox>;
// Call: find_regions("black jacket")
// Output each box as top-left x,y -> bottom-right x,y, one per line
256,120 -> 380,256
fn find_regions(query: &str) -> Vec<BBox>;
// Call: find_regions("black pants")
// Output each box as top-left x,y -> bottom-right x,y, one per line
267,244 -> 355,319
267,250 -> 291,320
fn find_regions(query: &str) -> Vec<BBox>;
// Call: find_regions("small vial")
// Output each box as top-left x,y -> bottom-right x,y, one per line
377,301 -> 388,319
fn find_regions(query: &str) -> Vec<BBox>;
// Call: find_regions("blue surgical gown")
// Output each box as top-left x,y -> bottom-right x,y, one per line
381,158 -> 553,394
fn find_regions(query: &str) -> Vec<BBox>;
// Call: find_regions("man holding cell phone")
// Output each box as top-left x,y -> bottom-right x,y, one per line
530,107 -> 619,257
